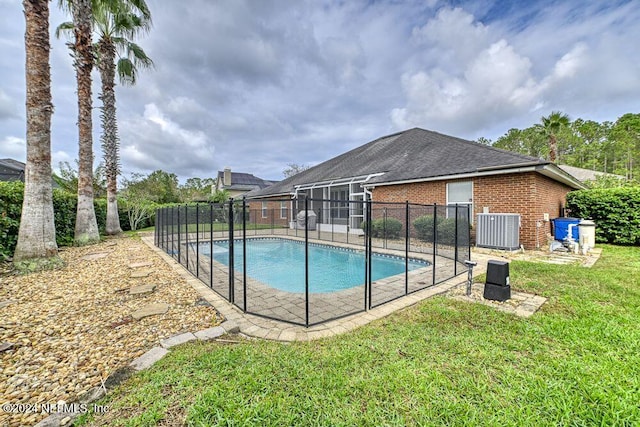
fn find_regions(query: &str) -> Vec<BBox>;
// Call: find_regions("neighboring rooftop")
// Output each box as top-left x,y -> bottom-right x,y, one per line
0,158 -> 25,182
248,128 -> 583,197
216,168 -> 278,193
558,164 -> 625,183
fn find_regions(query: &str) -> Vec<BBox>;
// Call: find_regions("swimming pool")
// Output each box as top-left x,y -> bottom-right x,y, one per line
199,238 -> 429,293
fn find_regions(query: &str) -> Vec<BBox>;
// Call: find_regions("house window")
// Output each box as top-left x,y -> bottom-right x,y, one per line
280,201 -> 287,219
261,202 -> 268,219
446,181 -> 473,222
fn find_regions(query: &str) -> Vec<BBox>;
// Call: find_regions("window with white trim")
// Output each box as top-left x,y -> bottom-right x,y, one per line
446,181 -> 473,223
261,202 -> 268,219
280,201 -> 287,219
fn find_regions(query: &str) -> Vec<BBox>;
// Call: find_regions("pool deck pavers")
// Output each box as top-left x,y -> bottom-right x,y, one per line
141,236 -> 547,342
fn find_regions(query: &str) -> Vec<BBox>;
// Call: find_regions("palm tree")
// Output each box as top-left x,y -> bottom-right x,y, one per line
540,111 -> 570,163
14,0 -> 60,264
61,0 -> 100,245
94,0 -> 153,234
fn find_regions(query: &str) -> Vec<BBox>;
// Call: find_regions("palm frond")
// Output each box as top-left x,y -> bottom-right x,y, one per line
116,58 -> 136,85
126,41 -> 154,68
55,21 -> 75,40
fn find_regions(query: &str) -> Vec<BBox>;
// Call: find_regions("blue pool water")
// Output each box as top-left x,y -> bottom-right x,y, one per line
199,238 -> 429,293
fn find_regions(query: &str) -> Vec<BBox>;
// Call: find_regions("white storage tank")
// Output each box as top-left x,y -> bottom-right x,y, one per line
578,219 -> 596,250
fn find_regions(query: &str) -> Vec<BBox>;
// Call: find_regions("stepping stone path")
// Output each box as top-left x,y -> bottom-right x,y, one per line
129,284 -> 157,295
131,303 -> 169,320
128,261 -> 153,268
130,269 -> 153,278
81,252 -> 111,261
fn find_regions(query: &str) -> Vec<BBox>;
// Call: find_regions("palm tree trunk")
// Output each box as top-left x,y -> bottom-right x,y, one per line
98,39 -> 122,235
72,0 -> 100,245
549,135 -> 558,162
14,0 -> 59,262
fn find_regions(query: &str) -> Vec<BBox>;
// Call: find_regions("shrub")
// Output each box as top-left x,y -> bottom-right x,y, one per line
437,217 -> 457,246
372,217 -> 403,238
566,187 -> 640,245
360,218 -> 403,239
0,181 -> 24,260
0,182 -> 164,259
413,215 -> 436,241
413,214 -> 458,245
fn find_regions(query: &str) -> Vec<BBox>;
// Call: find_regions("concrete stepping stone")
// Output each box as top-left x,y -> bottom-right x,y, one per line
131,303 -> 169,320
129,284 -> 157,295
81,252 -> 110,261
130,269 -> 153,278
128,261 -> 153,269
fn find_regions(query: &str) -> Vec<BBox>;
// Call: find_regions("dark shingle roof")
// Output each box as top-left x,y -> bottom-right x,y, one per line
248,128 -> 551,197
217,171 -> 278,191
0,158 -> 25,181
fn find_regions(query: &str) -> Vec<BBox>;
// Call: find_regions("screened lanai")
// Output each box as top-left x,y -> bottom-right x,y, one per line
292,173 -> 384,233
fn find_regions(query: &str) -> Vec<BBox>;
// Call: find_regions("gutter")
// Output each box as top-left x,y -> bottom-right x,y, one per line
363,164 -> 585,190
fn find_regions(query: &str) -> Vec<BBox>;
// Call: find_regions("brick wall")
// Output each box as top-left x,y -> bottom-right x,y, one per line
247,197 -> 291,227
371,172 -> 574,249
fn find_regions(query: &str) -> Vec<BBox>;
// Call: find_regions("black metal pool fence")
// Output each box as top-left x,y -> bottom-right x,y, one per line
155,197 -> 471,327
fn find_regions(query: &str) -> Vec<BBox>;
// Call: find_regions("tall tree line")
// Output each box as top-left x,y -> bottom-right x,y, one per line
491,112 -> 640,181
14,0 -> 152,266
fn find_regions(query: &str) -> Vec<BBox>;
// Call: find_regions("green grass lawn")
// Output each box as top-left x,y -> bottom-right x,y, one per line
77,245 -> 640,426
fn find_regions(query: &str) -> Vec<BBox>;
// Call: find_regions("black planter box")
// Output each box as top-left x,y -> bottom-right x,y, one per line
484,282 -> 511,301
486,260 -> 510,287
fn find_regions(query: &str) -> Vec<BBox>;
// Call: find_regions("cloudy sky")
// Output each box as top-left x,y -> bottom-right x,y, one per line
1,0 -> 639,182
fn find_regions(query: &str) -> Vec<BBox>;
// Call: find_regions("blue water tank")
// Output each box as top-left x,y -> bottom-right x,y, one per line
553,217 -> 581,241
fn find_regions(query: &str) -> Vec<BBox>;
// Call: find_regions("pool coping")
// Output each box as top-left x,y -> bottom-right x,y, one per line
142,235 -> 492,341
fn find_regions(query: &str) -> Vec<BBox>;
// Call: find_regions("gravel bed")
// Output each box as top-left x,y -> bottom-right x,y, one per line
0,236 -> 221,426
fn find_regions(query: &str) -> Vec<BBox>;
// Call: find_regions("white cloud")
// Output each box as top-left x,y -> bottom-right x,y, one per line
0,135 -> 25,160
390,6 -> 605,136
119,102 -> 215,177
2,0 -> 639,181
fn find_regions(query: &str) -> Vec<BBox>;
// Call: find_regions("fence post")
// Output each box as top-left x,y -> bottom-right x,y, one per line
366,198 -> 372,310
304,197 -> 309,327
185,204 -> 189,269
228,198 -> 235,304
243,197 -> 247,312
405,201 -> 409,295
383,206 -> 387,249
162,208 -> 166,250
432,204 -> 437,285
170,207 -> 174,257
154,208 -> 158,246
196,204 -> 200,278
177,206 -> 181,264
209,203 -> 213,289
454,204 -> 459,276
467,206 -> 471,263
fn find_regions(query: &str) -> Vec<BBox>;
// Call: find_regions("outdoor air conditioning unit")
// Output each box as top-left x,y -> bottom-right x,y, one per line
476,213 -> 520,250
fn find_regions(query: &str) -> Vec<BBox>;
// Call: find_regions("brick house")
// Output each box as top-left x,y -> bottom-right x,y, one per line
246,128 -> 584,249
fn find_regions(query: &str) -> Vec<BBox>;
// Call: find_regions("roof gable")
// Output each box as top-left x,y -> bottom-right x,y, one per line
249,128 -> 552,197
